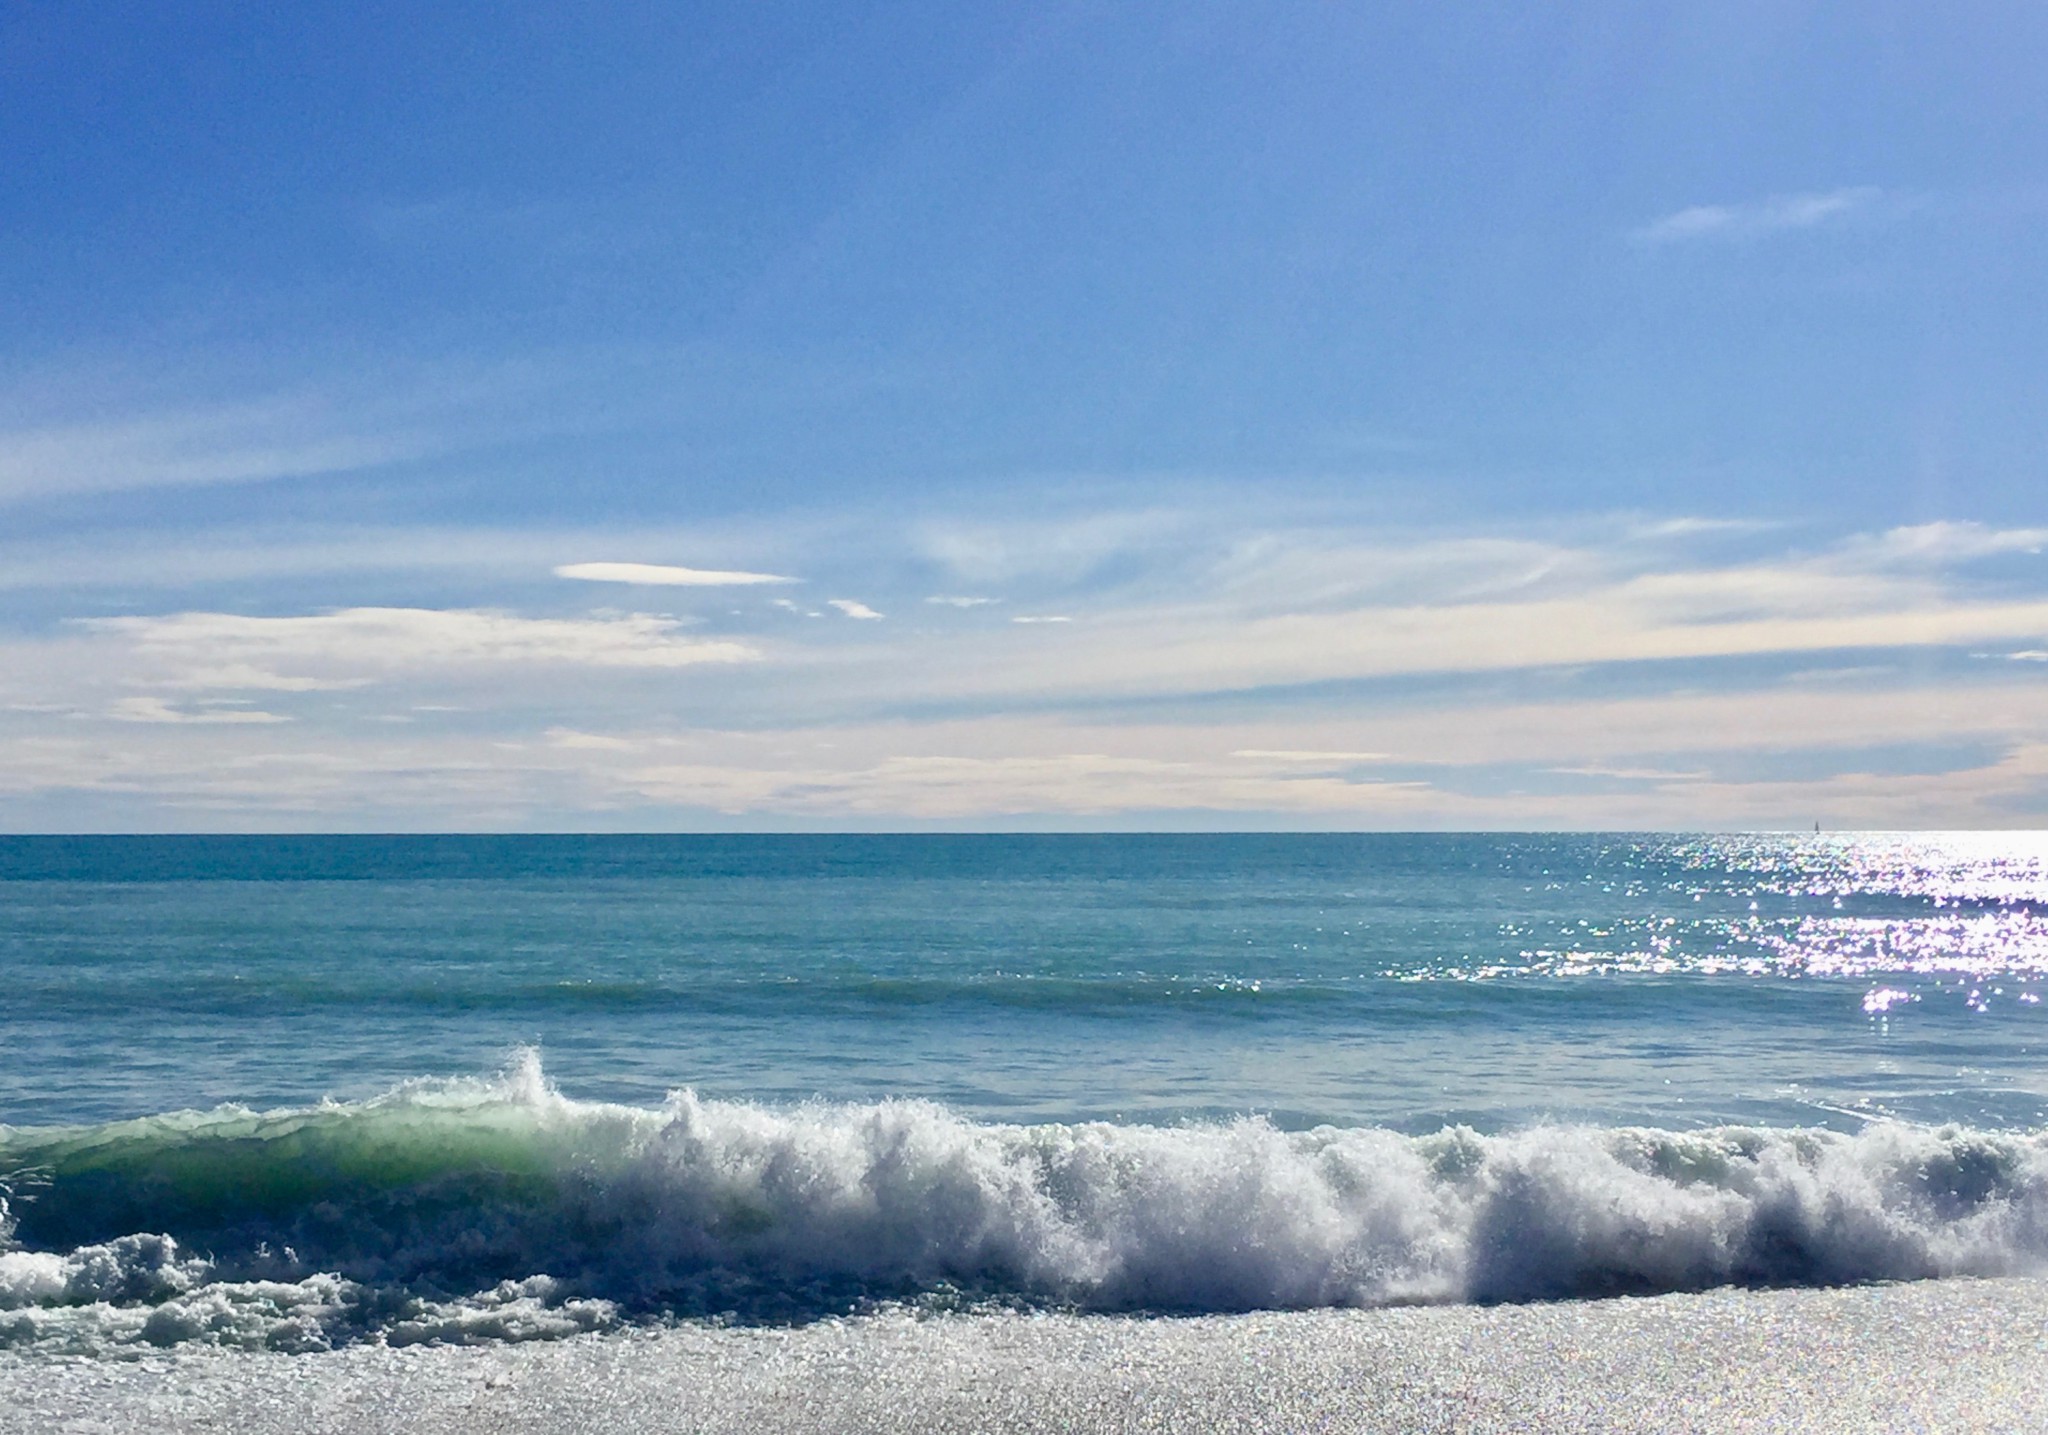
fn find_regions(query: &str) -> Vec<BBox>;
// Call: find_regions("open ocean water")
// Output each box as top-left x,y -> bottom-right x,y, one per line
5,831 -> 2048,1357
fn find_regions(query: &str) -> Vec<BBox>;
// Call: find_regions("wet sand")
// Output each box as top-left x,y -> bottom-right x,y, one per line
9,1277 -> 2044,1433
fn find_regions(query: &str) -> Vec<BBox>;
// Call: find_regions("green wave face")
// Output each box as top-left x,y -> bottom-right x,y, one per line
1,1064 -> 663,1294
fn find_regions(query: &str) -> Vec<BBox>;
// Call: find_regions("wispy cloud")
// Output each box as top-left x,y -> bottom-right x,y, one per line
0,399 -> 433,506
543,727 -> 641,751
555,561 -> 796,586
1634,187 -> 1883,244
915,510 -> 1186,586
621,751 -> 1430,821
87,607 -> 759,687
883,526 -> 2048,707
927,595 -> 998,608
154,664 -> 367,693
1233,750 -> 1390,763
1834,521 -> 2048,566
107,696 -> 288,725
827,599 -> 884,620
10,509 -> 2048,827
8,668 -> 2048,827
1547,763 -> 1710,782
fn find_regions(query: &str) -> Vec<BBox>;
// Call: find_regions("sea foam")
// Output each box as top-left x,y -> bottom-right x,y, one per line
5,1052 -> 2048,1352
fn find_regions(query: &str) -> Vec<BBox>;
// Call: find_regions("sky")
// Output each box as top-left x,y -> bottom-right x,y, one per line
2,1 -> 2047,830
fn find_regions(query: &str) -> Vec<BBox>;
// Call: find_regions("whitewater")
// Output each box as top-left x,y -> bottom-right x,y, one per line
7,1051 -> 2048,1357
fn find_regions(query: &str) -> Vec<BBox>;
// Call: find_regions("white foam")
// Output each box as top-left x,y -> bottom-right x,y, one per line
0,1235 -> 206,1311
610,1089 -> 2048,1308
7,1055 -> 2048,1350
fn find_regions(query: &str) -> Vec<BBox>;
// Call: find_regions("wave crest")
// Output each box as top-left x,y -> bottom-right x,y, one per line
6,1053 -> 2048,1350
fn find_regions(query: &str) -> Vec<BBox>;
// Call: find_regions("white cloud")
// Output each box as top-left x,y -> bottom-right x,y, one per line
9,664 -> 2048,827
927,595 -> 998,607
540,692 -> 2048,826
848,518 -> 2048,708
623,752 -> 1428,820
1548,764 -> 1710,782
107,696 -> 288,725
13,507 -> 2048,827
0,521 -> 825,595
154,664 -> 368,692
543,727 -> 642,751
554,561 -> 796,586
900,584 -> 2048,708
1634,187 -> 1882,244
1836,521 -> 2048,566
1012,615 -> 1073,625
827,599 -> 884,620
1233,750 -> 1390,763
87,607 -> 759,685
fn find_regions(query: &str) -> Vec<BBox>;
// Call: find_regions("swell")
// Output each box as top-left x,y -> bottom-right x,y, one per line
6,1053 -> 2048,1352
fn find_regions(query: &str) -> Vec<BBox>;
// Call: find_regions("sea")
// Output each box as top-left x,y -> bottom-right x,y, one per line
5,831 -> 2048,1361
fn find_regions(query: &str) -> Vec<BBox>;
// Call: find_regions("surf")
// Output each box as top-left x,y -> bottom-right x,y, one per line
6,1051 -> 2048,1352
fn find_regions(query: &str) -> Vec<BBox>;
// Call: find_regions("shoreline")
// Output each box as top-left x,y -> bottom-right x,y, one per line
9,1276 -> 2043,1433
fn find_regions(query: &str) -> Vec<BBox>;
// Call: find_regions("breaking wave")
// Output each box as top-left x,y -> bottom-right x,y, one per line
6,1052 -> 2048,1353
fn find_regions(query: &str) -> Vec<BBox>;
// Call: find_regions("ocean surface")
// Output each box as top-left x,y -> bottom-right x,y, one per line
5,831 -> 2048,1356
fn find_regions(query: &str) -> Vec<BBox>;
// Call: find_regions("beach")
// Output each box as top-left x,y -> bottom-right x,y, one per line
10,1277 -> 2044,1433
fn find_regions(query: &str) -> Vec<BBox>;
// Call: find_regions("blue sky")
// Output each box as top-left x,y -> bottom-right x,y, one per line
3,2 -> 2046,829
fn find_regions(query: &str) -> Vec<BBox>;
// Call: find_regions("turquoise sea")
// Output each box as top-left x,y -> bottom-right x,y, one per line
5,832 -> 2048,1352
